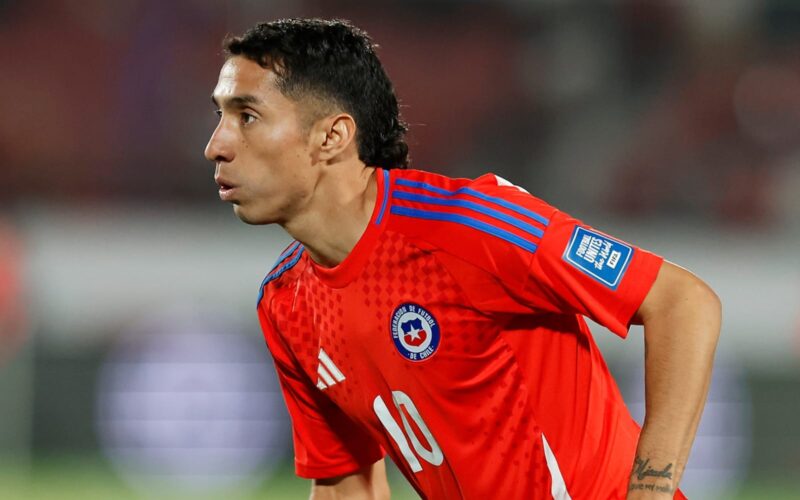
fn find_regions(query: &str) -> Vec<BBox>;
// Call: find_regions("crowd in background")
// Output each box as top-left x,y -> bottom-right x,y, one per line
1,0 -> 798,226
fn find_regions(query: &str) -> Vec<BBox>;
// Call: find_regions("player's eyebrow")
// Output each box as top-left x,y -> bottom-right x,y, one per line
211,94 -> 262,110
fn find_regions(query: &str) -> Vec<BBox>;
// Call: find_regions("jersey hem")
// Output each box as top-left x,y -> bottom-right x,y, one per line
294,451 -> 384,480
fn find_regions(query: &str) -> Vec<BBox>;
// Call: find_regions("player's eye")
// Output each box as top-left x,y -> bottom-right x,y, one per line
213,109 -> 222,118
241,112 -> 256,126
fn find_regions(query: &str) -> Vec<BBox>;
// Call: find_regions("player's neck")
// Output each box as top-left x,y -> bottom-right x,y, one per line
282,160 -> 377,268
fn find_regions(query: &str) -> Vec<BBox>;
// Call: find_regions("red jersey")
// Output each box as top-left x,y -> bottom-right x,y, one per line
257,168 -> 684,499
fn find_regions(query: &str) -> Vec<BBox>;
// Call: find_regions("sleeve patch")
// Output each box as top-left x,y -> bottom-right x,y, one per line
562,226 -> 633,290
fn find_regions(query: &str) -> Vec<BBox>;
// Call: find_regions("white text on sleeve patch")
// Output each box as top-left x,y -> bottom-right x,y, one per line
562,226 -> 633,290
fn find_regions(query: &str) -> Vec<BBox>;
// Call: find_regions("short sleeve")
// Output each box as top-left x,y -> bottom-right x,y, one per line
523,209 -> 664,337
257,306 -> 384,478
467,175 -> 664,337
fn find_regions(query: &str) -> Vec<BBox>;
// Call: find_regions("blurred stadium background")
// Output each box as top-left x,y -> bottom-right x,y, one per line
1,0 -> 799,498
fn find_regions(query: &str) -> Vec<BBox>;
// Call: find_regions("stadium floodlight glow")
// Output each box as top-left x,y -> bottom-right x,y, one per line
95,304 -> 289,495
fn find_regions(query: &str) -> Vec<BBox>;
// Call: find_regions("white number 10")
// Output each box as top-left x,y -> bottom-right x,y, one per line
372,391 -> 444,472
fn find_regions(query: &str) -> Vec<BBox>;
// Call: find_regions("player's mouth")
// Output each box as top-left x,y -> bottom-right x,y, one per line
215,176 -> 238,202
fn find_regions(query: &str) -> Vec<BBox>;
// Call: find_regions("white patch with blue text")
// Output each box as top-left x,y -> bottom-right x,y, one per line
563,226 -> 633,290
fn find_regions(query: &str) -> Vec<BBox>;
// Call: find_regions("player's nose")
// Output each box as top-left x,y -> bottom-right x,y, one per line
204,122 -> 235,163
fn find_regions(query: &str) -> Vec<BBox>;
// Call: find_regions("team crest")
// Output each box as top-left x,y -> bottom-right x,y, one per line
390,303 -> 440,362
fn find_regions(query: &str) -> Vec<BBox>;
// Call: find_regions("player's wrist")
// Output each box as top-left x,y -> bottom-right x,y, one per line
626,454 -> 681,498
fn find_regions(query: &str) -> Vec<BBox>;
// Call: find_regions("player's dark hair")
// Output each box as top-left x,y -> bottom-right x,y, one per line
224,18 -> 409,169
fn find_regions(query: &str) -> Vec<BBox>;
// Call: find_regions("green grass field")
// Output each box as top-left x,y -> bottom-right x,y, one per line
0,456 -> 419,500
0,456 -> 796,499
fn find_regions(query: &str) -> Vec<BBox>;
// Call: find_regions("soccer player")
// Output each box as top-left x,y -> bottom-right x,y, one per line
205,19 -> 721,499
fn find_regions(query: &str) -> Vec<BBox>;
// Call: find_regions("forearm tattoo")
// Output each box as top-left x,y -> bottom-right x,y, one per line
627,456 -> 675,494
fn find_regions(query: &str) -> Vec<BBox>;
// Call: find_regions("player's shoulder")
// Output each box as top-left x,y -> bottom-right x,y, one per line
390,168 -> 556,218
387,168 -> 557,261
391,168 -> 474,192
256,240 -> 306,309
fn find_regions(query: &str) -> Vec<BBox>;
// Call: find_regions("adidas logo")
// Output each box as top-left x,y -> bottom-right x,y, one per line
316,348 -> 345,390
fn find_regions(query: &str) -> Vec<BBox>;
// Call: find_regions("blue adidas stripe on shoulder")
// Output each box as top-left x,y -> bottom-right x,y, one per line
390,206 -> 539,253
375,169 -> 390,225
256,243 -> 304,305
392,190 -> 544,239
271,241 -> 301,270
394,178 -> 550,226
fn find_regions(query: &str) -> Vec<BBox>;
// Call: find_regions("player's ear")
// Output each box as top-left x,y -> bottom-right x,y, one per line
315,113 -> 357,162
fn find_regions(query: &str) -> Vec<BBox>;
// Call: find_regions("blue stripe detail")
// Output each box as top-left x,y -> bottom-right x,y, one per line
257,246 -> 304,304
392,190 -> 544,239
390,206 -> 538,253
270,241 -> 301,273
394,178 -> 550,226
395,178 -> 453,196
375,170 -> 390,225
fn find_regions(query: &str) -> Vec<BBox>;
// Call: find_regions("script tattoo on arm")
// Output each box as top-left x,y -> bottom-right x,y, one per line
633,456 -> 673,481
627,456 -> 676,495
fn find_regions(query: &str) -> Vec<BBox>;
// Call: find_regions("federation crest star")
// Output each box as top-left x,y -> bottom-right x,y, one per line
401,318 -> 427,347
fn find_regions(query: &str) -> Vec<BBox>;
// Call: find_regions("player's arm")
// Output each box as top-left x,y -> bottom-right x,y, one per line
310,458 -> 390,500
627,261 -> 721,498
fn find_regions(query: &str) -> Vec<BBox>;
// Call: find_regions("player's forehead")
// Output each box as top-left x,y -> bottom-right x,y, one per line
212,56 -> 285,108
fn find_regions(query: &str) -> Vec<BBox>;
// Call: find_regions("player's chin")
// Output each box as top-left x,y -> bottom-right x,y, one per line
232,204 -> 275,226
